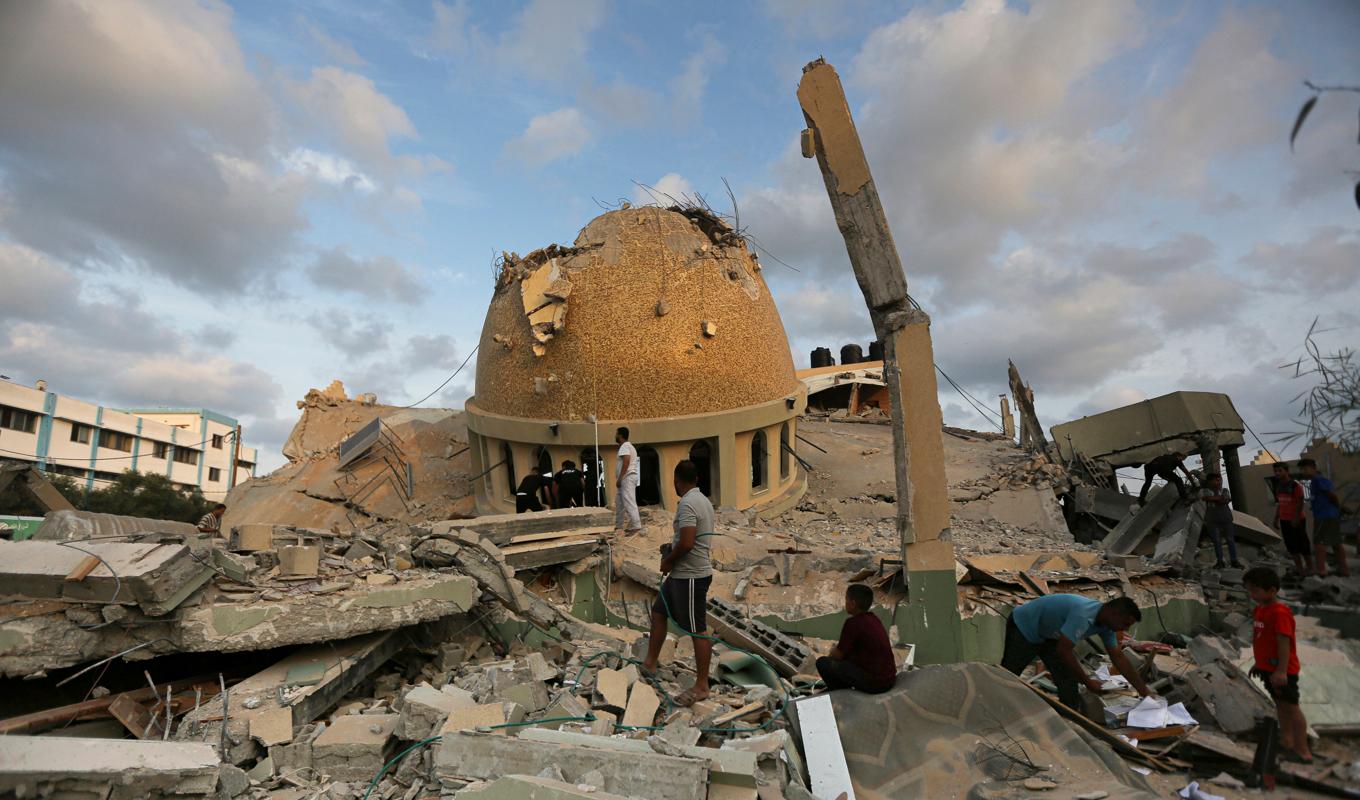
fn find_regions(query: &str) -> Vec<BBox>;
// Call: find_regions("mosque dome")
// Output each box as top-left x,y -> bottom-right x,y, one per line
472,205 -> 801,421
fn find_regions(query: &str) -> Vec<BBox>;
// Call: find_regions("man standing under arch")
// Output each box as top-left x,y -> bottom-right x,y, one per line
614,427 -> 642,535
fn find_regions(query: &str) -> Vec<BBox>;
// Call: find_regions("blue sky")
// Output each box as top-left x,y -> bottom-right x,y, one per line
1,0 -> 1357,472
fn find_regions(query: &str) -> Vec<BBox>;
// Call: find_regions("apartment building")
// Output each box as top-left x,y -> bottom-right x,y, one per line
0,379 -> 258,502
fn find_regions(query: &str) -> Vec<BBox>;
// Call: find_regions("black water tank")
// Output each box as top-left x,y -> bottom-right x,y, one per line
810,347 -> 835,368
840,344 -> 863,365
868,340 -> 885,362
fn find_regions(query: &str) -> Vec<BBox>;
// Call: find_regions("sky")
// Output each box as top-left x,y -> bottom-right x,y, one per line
0,0 -> 1356,474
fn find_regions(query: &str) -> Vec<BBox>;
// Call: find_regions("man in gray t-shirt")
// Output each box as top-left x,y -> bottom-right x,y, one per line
642,459 -> 714,706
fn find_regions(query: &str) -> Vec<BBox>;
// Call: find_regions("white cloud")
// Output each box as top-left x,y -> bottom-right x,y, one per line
305,19 -> 366,67
671,32 -> 726,124
428,0 -> 606,84
504,108 -> 591,167
282,148 -> 378,193
1244,226 -> 1360,290
307,311 -> 394,359
634,173 -> 694,206
306,247 -> 426,305
284,66 -> 422,179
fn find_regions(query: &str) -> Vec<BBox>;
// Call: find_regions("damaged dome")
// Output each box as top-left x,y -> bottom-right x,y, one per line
472,205 -> 801,421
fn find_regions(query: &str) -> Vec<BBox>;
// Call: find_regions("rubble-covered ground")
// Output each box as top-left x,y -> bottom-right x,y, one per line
3,398 -> 1359,799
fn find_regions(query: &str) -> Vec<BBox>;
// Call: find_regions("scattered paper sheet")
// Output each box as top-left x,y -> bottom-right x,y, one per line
1126,696 -> 1198,729
1095,665 -> 1132,690
1178,781 -> 1225,800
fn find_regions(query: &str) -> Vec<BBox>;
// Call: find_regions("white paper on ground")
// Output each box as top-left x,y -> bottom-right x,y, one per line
1103,697 -> 1142,726
1178,781 -> 1225,800
1126,696 -> 1198,729
1131,766 -> 1152,776
1094,665 -> 1132,690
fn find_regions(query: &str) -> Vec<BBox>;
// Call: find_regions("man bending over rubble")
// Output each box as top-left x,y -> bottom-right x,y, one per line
1002,594 -> 1154,709
641,459 -> 714,706
1137,451 -> 1193,505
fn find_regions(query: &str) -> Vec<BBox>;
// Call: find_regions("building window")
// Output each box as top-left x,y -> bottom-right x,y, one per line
101,430 -> 133,452
751,430 -> 768,491
780,423 -> 791,480
70,423 -> 92,444
211,434 -> 224,449
237,459 -> 254,470
0,406 -> 38,433
153,442 -> 169,459
208,467 -> 222,482
173,448 -> 199,466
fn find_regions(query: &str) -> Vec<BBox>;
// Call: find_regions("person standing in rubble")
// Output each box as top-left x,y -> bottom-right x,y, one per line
1300,458 -> 1348,578
1200,473 -> 1242,569
641,459 -> 714,707
197,503 -> 226,535
1136,451 -> 1193,505
613,427 -> 642,535
554,459 -> 585,509
1272,462 -> 1313,576
1001,594 -> 1154,709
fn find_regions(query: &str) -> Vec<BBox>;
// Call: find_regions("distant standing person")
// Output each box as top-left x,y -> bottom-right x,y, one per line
515,466 -> 551,513
1137,451 -> 1193,504
1272,462 -> 1313,576
614,427 -> 641,535
1300,458 -> 1348,578
555,459 -> 585,509
197,503 -> 226,535
641,460 -> 714,706
1201,473 -> 1242,569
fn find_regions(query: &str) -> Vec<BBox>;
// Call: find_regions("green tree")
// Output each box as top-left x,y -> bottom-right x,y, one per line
0,469 -> 214,522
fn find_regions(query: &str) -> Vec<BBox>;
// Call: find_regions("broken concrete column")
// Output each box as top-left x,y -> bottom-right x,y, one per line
0,539 -> 211,616
1222,445 -> 1248,515
311,713 -> 399,781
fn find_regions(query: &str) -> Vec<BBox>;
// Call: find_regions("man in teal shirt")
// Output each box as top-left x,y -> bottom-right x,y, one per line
1002,594 -> 1153,707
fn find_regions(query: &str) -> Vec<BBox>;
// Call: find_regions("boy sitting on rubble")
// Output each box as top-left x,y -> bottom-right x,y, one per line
1244,566 -> 1312,764
1001,594 -> 1154,709
815,583 -> 897,694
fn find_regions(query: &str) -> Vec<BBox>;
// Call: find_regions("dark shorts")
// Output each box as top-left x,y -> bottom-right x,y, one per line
516,493 -> 542,513
1280,519 -> 1311,555
1251,667 -> 1301,704
1315,518 -> 1342,546
652,575 -> 711,634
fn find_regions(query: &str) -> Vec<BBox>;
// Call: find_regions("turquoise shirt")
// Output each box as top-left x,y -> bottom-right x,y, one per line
1011,594 -> 1117,649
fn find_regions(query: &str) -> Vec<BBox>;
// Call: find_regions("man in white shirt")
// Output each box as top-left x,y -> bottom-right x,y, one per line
614,426 -> 642,535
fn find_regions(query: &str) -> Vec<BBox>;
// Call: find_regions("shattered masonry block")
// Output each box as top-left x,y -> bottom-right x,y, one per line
401,684 -> 478,740
343,539 -> 380,561
278,544 -> 320,577
231,524 -> 276,552
525,652 -> 559,682
459,775 -> 630,799
311,713 -> 399,782
498,681 -> 550,713
0,737 -> 222,799
436,643 -> 466,672
439,702 -> 524,736
538,691 -> 590,731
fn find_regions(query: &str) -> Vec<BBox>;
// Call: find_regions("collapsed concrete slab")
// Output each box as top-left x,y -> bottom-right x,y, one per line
0,539 -> 211,615
0,736 -> 221,799
432,507 -> 613,545
312,713 -> 399,781
459,775 -> 630,799
436,731 -> 710,800
1102,484 -> 1178,555
0,572 -> 477,677
32,509 -> 199,542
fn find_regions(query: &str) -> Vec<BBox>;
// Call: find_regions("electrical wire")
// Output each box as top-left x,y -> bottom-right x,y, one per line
52,541 -> 123,630
401,345 -> 479,409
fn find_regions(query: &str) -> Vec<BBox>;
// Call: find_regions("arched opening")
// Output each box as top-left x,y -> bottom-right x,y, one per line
501,441 -> 516,497
751,430 -> 768,491
580,447 -> 605,506
689,439 -> 716,501
532,445 -> 555,507
780,423 -> 791,480
636,445 -> 662,506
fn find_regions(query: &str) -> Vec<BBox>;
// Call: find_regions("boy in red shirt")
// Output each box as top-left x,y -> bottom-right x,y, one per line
1272,463 -> 1313,576
1244,566 -> 1312,764
816,583 -> 897,694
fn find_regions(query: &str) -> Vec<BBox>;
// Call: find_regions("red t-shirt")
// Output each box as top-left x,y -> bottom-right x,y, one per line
1275,481 -> 1305,522
1253,601 -> 1300,675
837,611 -> 897,687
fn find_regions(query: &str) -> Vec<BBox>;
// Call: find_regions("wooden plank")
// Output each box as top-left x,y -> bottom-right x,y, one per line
1023,682 -> 1172,772
64,555 -> 102,582
508,527 -> 612,545
1018,571 -> 1050,596
1120,724 -> 1193,741
108,694 -> 164,739
711,702 -> 763,727
0,679 -> 218,736
0,599 -> 72,622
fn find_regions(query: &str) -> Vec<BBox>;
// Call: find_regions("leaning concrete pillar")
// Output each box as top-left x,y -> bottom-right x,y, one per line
1198,435 -> 1221,478
1223,446 -> 1247,514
